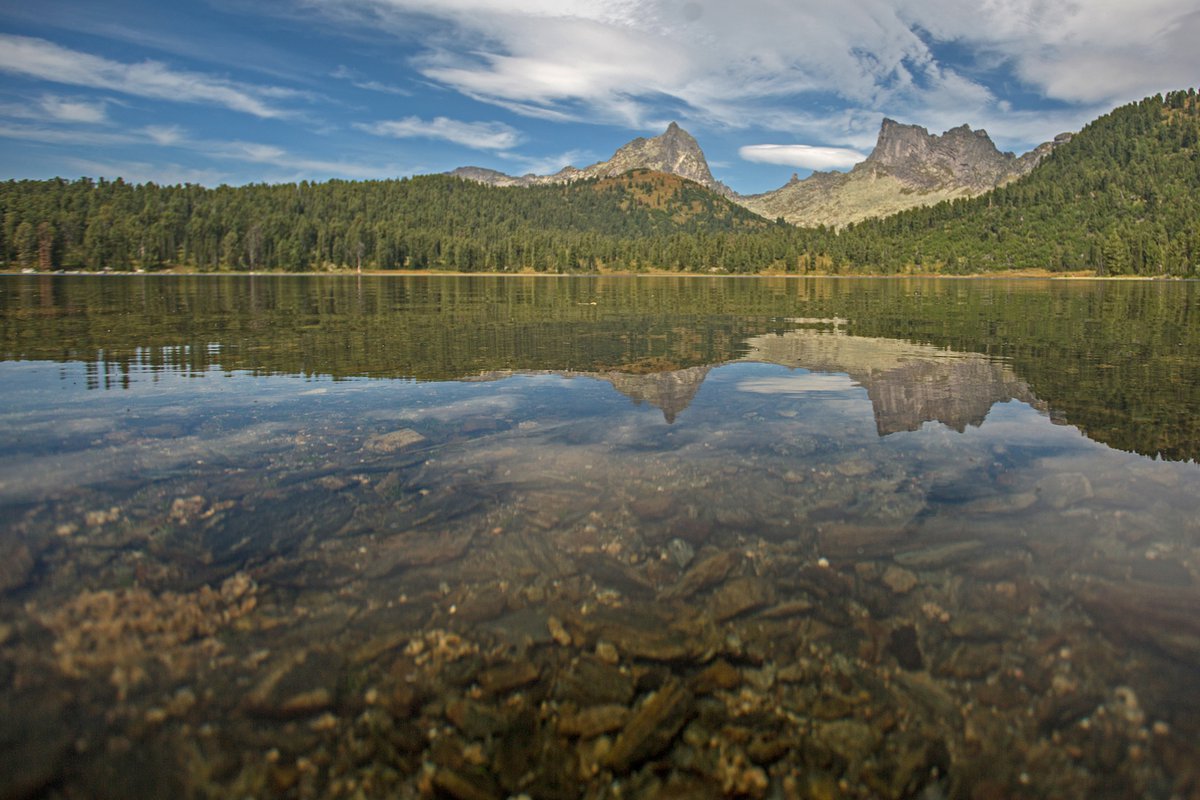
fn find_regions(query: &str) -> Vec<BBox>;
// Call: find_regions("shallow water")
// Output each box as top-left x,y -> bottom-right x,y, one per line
1,275 -> 1198,799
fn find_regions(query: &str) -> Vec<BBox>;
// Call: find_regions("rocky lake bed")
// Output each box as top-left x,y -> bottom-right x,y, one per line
2,275 -> 1198,799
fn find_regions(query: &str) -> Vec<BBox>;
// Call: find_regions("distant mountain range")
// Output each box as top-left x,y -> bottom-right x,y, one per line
738,121 -> 1072,227
453,118 -> 1072,228
451,122 -> 735,198
3,88 -> 1197,277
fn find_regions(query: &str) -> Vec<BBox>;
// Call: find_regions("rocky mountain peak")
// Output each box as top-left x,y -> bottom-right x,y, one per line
860,118 -> 1019,191
604,122 -> 723,192
738,116 -> 1071,228
450,122 -> 733,197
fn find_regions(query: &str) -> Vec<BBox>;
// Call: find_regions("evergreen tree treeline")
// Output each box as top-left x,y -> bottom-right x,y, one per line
2,90 -> 1198,276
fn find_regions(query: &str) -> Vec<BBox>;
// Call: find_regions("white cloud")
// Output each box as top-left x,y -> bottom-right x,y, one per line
0,34 -> 298,118
738,375 -> 860,394
499,148 -> 592,176
0,123 -> 141,147
297,0 -> 1200,150
63,158 -> 228,186
739,144 -> 866,171
203,139 -> 407,179
356,116 -> 522,150
144,125 -> 186,146
331,65 -> 412,96
38,94 -> 108,124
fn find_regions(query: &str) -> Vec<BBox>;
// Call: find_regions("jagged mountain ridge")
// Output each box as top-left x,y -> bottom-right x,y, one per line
453,118 -> 1068,229
451,122 -> 735,197
738,121 -> 1071,228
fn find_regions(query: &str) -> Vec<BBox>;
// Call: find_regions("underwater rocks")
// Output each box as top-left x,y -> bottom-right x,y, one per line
363,428 -> 426,453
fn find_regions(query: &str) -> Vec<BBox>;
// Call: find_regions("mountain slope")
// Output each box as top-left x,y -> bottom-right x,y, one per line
833,89 -> 1200,275
738,120 -> 1068,228
452,122 -> 734,197
0,169 -> 768,272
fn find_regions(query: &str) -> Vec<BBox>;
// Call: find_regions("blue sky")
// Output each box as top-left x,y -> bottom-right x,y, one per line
1,0 -> 1197,194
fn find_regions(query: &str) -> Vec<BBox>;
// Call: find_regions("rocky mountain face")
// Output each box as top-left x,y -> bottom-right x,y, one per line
451,122 -> 734,197
452,118 -> 1071,229
738,121 -> 1071,228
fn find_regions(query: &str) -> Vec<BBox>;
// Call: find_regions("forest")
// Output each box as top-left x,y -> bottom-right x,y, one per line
1,90 -> 1198,276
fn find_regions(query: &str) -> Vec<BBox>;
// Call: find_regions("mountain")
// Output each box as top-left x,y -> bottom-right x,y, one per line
834,89 -> 1200,275
737,120 -> 1071,228
3,89 -> 1197,277
454,118 -> 1070,229
451,122 -> 735,197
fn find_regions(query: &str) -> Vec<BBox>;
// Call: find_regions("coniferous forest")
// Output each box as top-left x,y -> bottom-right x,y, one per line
2,90 -> 1198,276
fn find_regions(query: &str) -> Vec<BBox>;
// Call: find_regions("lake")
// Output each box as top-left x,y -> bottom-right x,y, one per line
1,274 -> 1198,799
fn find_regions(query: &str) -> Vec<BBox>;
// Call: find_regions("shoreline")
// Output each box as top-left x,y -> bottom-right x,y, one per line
0,268 -> 1188,281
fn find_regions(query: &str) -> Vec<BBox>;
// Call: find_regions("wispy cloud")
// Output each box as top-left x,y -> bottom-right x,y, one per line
0,119 -> 405,183
0,122 -> 141,147
0,34 -> 299,119
356,115 -> 523,150
331,65 -> 412,96
63,158 -> 228,186
38,94 -> 109,124
297,0 -> 1200,149
498,148 -> 592,176
740,144 -> 866,171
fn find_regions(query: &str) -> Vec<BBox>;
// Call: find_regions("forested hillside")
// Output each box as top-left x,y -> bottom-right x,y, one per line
835,89 -> 1200,275
0,169 -> 784,273
1,90 -> 1198,276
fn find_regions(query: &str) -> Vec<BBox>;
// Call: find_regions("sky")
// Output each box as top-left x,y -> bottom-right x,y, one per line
0,0 -> 1197,195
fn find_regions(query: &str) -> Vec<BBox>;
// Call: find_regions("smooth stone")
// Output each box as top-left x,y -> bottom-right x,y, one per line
707,576 -> 775,621
690,659 -> 741,694
446,699 -> 511,738
1072,578 -> 1200,662
894,540 -> 984,569
479,661 -> 541,695
244,650 -> 341,719
0,540 -> 34,592
935,643 -> 1003,680
363,428 -> 426,453
554,656 -> 635,706
1035,473 -> 1093,510
557,704 -> 630,738
881,565 -> 918,594
660,550 -> 739,600
818,522 -> 911,559
813,719 -> 881,763
364,528 -> 475,576
431,767 -> 502,800
665,538 -> 695,569
604,679 -> 694,773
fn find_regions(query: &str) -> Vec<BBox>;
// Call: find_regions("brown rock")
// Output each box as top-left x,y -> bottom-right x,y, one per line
554,656 -> 635,706
363,428 -> 426,453
707,577 -> 774,621
660,550 -> 739,599
431,767 -> 502,800
244,651 -> 341,719
557,704 -> 630,738
604,679 -> 694,772
365,528 -> 474,575
0,540 -> 34,592
881,565 -> 918,594
818,522 -> 911,559
479,661 -> 540,695
690,659 -> 741,694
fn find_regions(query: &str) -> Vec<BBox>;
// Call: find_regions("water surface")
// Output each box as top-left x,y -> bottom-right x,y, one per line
1,275 -> 1198,799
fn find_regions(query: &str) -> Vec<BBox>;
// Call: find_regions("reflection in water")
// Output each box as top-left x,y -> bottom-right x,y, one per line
1,275 -> 1199,799
471,328 -> 1042,435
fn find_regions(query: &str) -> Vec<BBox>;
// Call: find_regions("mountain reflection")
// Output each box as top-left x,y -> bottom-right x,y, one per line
1,274 -> 1197,460
469,328 -> 1043,435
